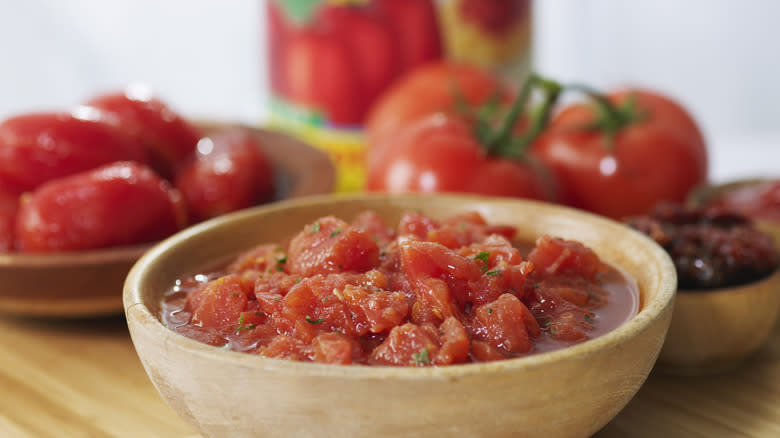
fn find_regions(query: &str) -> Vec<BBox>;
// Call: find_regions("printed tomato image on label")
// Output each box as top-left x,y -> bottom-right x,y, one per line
264,0 -> 532,192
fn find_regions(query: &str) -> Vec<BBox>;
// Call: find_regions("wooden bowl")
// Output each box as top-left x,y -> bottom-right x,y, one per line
656,267 -> 780,376
124,194 -> 676,438
0,123 -> 334,318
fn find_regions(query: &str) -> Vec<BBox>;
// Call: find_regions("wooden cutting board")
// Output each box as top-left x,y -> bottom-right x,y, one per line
0,314 -> 778,438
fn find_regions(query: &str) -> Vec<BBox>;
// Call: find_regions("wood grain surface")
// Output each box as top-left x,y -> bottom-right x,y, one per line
0,314 -> 778,438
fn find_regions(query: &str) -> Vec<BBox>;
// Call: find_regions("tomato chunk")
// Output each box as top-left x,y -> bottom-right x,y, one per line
287,217 -> 380,276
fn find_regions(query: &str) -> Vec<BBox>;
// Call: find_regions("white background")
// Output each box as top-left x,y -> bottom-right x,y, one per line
0,0 -> 778,182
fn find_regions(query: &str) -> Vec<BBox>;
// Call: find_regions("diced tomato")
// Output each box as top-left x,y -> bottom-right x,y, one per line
287,216 -> 380,276
433,317 -> 470,365
191,275 -> 251,328
351,210 -> 395,245
369,323 -> 439,366
527,235 -> 606,280
313,332 -> 363,365
470,294 -> 539,355
261,335 -> 313,361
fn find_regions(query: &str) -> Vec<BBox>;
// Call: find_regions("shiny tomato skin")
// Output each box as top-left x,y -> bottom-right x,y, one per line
532,89 -> 708,219
84,90 -> 202,179
366,114 -> 553,200
0,112 -> 149,191
16,161 -> 187,252
0,185 -> 18,252
372,0 -> 442,70
316,4 -> 401,112
365,61 -> 512,149
283,27 -> 365,125
175,130 -> 274,222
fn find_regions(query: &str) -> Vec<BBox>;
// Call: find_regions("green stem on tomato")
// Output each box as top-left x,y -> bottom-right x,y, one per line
563,83 -> 646,151
490,74 -> 562,159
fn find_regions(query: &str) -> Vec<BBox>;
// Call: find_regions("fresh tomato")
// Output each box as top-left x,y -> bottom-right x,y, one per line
366,113 -> 554,200
0,111 -> 149,191
364,61 -> 514,155
0,184 -> 18,252
16,161 -> 187,252
175,130 -> 275,222
532,89 -> 708,219
372,0 -> 442,70
84,88 -> 202,179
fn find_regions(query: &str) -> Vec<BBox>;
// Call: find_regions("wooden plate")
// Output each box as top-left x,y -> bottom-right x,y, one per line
0,122 -> 335,318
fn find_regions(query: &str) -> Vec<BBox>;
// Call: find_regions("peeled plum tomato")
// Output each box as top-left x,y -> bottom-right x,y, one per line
15,161 -> 187,252
0,184 -> 19,252
84,89 -> 202,179
0,112 -> 149,192
161,210 -> 627,366
174,130 -> 275,222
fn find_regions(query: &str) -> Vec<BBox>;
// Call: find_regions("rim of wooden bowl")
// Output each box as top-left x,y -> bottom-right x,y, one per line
124,193 -> 677,378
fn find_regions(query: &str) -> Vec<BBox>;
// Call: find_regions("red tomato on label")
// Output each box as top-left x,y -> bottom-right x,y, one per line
282,4 -> 401,126
372,0 -> 442,70
0,112 -> 148,191
175,130 -> 275,222
84,89 -> 202,178
532,89 -> 708,219
16,162 -> 186,252
366,114 -> 555,200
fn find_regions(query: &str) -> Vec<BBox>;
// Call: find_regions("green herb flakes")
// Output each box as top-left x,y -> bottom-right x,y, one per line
412,348 -> 430,365
473,251 -> 490,272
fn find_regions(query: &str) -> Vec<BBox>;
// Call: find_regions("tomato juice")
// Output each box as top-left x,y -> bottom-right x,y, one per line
160,210 -> 639,366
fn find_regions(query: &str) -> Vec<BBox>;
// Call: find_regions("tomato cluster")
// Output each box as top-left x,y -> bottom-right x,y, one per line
365,64 -> 709,220
267,0 -> 442,126
0,89 -> 275,253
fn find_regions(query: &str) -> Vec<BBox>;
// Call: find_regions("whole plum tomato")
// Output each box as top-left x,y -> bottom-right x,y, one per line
0,111 -> 149,191
281,2 -> 400,126
371,0 -> 442,70
366,75 -> 559,201
84,87 -> 202,178
532,88 -> 708,219
16,161 -> 187,252
175,130 -> 275,222
365,61 -> 514,151
0,185 -> 18,252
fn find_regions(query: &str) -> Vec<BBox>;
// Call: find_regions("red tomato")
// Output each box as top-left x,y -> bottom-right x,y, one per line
84,88 -> 202,178
532,89 -> 708,219
372,0 -> 442,70
0,112 -> 149,191
0,185 -> 18,252
364,61 -> 514,153
458,0 -> 530,34
16,161 -> 187,252
281,3 -> 401,126
174,130 -> 275,222
266,1 -> 290,97
366,114 -> 556,200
